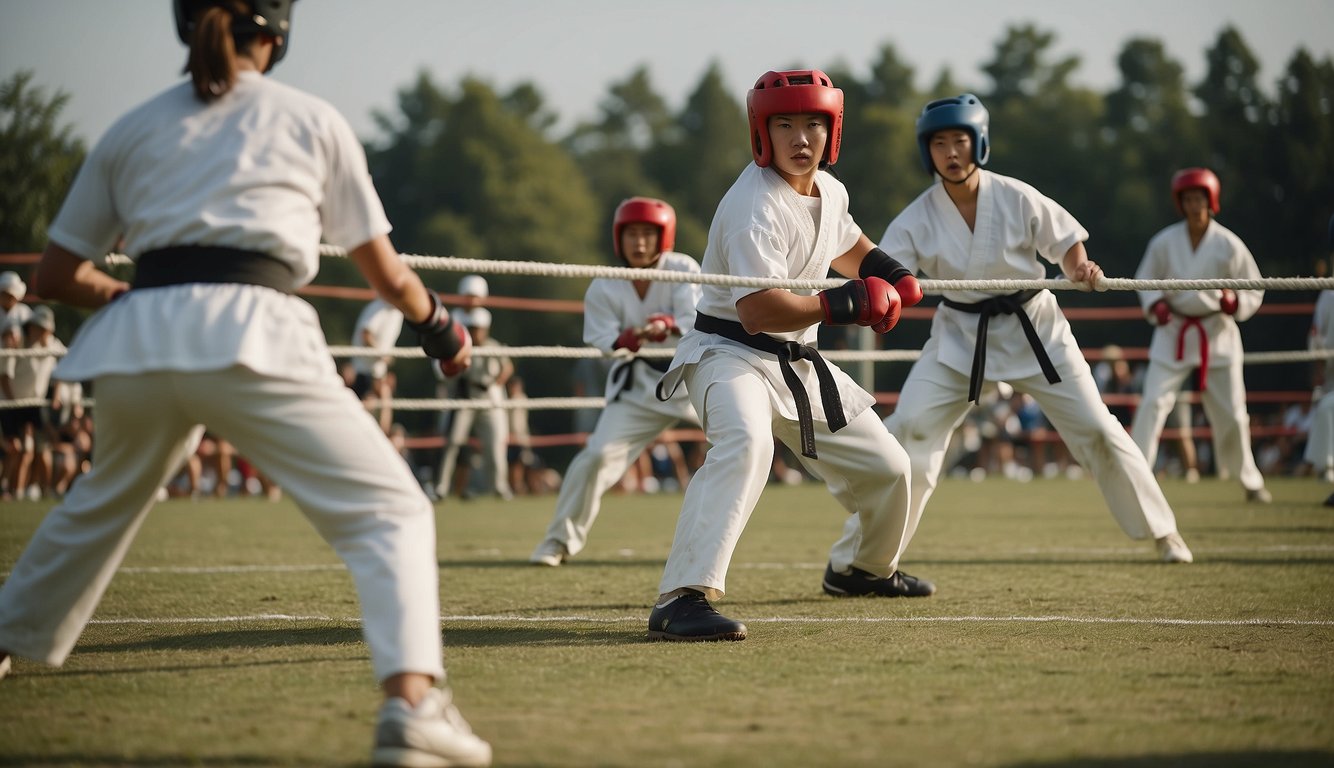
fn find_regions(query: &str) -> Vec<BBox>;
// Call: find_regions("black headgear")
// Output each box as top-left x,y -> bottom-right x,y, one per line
174,0 -> 296,69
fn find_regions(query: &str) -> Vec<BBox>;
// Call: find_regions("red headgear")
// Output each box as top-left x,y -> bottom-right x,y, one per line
1171,167 -> 1221,215
747,70 -> 844,168
613,197 -> 676,263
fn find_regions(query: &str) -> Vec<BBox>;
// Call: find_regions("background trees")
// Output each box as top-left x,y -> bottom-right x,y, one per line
9,24 -> 1333,408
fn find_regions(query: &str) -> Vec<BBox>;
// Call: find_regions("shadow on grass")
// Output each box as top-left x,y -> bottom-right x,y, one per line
905,557 -> 1334,566
0,755 -> 359,767
39,656 -> 365,680
444,625 -> 639,647
1003,750 -> 1334,768
76,626 -> 364,653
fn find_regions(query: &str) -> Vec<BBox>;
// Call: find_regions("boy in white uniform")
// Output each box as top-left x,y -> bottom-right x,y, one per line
1130,168 -> 1270,503
647,70 -> 931,643
1305,214 -> 1334,504
530,197 -> 701,566
436,307 -> 514,500
831,94 -> 1193,571
0,4 -> 489,766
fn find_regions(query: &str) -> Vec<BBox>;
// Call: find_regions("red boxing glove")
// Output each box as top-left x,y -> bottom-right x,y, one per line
819,277 -> 902,333
439,325 -> 472,377
893,274 -> 924,308
614,327 -> 643,352
643,313 -> 678,342
1150,300 -> 1172,326
1219,289 -> 1238,315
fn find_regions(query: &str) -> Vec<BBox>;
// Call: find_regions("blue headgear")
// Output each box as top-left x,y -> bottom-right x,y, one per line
915,94 -> 990,175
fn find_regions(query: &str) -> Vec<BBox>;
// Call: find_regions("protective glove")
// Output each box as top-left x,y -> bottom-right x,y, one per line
819,276 -> 902,333
643,313 -> 678,342
1219,289 -> 1239,315
860,247 -> 924,307
614,327 -> 643,353
1150,300 -> 1172,326
406,292 -> 471,376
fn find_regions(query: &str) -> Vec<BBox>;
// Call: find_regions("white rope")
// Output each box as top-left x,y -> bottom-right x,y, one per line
310,246 -> 1334,293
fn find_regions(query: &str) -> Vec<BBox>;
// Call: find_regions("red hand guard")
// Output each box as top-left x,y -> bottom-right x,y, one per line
893,275 -> 924,308
1151,300 -> 1172,326
1219,289 -> 1238,315
819,277 -> 901,333
643,313 -> 678,342
614,327 -> 643,353
438,324 -> 472,377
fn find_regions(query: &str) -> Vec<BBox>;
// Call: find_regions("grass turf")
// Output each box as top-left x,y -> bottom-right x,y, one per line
0,477 -> 1331,767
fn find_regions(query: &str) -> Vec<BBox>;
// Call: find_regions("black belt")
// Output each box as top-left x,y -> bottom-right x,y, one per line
942,289 -> 1060,404
133,246 -> 296,293
609,356 -> 671,402
692,312 -> 845,459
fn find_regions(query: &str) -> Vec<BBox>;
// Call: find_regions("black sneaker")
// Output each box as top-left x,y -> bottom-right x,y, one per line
647,591 -> 747,642
822,563 -> 936,598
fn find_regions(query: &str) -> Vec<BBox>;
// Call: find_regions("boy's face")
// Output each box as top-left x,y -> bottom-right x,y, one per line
929,129 -> 975,181
767,113 -> 828,180
1179,189 -> 1210,224
619,223 -> 661,268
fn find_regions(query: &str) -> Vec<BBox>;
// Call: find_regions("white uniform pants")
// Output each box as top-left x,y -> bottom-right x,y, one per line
1305,391 -> 1334,477
831,348 -> 1179,567
0,369 -> 444,683
541,401 -> 683,556
436,405 -> 511,498
659,352 -> 912,599
1131,357 -> 1265,491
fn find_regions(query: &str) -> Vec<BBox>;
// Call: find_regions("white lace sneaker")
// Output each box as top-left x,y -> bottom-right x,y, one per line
372,688 -> 492,768
1155,532 -> 1194,564
528,539 -> 567,567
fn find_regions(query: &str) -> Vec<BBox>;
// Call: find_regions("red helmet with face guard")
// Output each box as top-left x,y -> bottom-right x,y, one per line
747,70 -> 844,168
613,197 -> 676,264
1171,167 -> 1221,215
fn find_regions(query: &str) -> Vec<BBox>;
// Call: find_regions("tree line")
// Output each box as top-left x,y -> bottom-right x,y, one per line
2,22 -> 1330,436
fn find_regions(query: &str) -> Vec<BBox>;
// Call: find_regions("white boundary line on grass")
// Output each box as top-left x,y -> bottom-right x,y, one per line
4,543 -> 1332,578
83,613 -> 1334,627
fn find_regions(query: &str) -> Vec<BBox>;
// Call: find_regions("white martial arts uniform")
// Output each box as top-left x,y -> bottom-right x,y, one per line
655,164 -> 913,599
0,71 -> 445,683
1130,219 -> 1266,492
536,252 -> 701,556
830,170 -> 1182,569
436,337 -> 513,500
1303,291 -> 1334,477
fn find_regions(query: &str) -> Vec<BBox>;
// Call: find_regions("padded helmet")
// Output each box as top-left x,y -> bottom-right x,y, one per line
174,0 -> 296,69
1171,168 -> 1221,215
747,70 -> 844,169
915,94 -> 990,175
612,197 -> 676,263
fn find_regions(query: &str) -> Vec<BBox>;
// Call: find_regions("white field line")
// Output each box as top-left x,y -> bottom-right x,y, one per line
4,544 -> 1332,579
83,613 -> 1334,627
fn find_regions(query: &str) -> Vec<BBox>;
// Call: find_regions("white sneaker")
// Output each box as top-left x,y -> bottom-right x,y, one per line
1246,487 -> 1273,504
0,654 -> 11,680
529,539 -> 567,567
1155,532 -> 1194,564
1184,468 -> 1200,484
372,688 -> 492,768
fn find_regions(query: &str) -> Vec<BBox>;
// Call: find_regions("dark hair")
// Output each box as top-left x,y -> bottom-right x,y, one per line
183,1 -> 258,102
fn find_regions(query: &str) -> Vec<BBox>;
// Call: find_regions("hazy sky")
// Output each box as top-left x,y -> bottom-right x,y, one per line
3,0 -> 1332,146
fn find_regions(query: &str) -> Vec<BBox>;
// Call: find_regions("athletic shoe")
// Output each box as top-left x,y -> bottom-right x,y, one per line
1324,492 -> 1334,508
822,563 -> 936,598
1155,532 -> 1194,564
528,539 -> 567,567
1184,468 -> 1201,484
372,688 -> 492,768
0,654 -> 10,681
647,591 -> 747,642
1246,488 -> 1273,504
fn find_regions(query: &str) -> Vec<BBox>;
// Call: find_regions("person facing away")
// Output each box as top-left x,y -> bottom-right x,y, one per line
0,3 -> 490,766
829,93 -> 1194,570
529,196 -> 702,566
1130,167 -> 1271,504
349,297 -> 405,400
646,69 -> 933,643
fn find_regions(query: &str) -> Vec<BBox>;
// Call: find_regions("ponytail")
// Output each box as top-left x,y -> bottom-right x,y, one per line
183,1 -> 257,102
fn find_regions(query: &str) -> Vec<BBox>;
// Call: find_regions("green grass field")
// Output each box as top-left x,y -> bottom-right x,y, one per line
1,477 -> 1332,767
